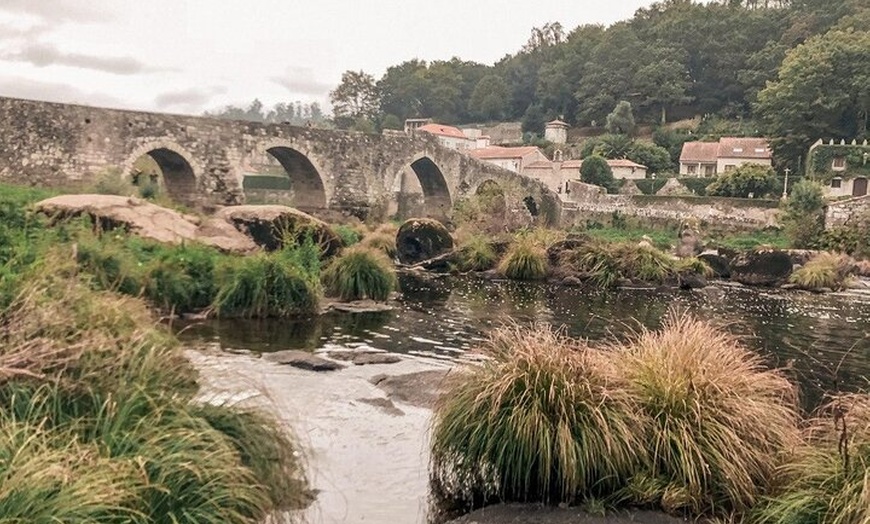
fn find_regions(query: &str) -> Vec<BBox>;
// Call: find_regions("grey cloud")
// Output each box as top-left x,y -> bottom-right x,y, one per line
0,1 -> 108,23
155,87 -> 227,109
270,67 -> 332,96
3,43 -> 161,76
0,78 -> 125,108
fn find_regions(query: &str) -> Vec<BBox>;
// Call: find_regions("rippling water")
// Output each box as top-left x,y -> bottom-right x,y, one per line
181,274 -> 870,406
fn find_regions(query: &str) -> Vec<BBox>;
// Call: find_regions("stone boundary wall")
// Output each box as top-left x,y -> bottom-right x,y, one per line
825,195 -> 870,229
561,182 -> 779,231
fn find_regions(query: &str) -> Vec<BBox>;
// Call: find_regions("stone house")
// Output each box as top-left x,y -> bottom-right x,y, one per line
544,119 -> 569,144
416,123 -> 473,151
679,137 -> 772,176
607,158 -> 647,180
807,139 -> 870,198
523,159 -> 582,195
469,146 -> 549,174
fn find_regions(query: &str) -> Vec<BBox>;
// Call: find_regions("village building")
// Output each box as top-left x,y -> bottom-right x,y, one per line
522,159 -> 583,194
807,139 -> 870,198
415,123 -> 473,152
403,118 -> 433,134
469,146 -> 549,173
544,119 -> 569,144
679,137 -> 772,176
607,158 -> 647,180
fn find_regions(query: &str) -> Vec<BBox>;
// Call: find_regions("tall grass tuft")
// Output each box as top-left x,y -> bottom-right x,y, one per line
333,224 -> 363,247
360,232 -> 398,259
614,312 -> 801,514
498,237 -> 549,280
789,252 -> 855,291
752,393 -> 870,524
561,241 -> 677,288
674,257 -> 714,278
431,324 -> 646,505
457,235 -> 498,272
322,246 -> 396,301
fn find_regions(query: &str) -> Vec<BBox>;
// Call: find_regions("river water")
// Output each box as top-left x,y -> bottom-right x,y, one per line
182,275 -> 869,523
184,274 -> 870,405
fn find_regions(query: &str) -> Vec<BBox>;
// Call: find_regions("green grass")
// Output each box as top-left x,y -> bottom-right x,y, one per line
789,253 -> 855,291
0,254 -> 309,522
614,313 -> 801,514
333,224 -> 363,247
560,241 -> 678,288
431,324 -> 646,505
674,257 -> 714,278
579,225 -> 675,251
751,394 -> 870,524
456,235 -> 498,272
498,237 -> 549,280
715,230 -> 789,251
321,246 -> 396,301
360,231 -> 398,259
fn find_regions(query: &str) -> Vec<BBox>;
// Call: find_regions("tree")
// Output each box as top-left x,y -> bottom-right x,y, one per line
780,179 -> 825,247
469,75 -> 509,121
707,164 -> 778,198
580,155 -> 617,193
522,22 -> 565,53
627,142 -> 674,174
330,70 -> 379,129
635,53 -> 693,124
605,101 -> 636,135
581,134 -> 634,159
756,29 -> 870,168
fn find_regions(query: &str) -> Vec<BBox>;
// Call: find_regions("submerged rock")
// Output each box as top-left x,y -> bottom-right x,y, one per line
35,194 -> 257,253
730,249 -> 793,286
263,350 -> 344,371
370,369 -> 450,408
215,205 -> 341,256
396,218 -> 454,265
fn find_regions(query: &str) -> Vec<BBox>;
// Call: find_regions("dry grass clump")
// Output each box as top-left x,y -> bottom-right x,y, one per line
561,241 -> 677,288
614,313 -> 801,514
431,324 -> 646,505
674,257 -> 715,278
789,252 -> 855,291
360,231 -> 398,259
0,254 -> 309,522
752,393 -> 870,524
498,237 -> 549,280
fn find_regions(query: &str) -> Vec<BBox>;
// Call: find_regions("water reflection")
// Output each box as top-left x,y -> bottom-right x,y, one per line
179,274 -> 870,405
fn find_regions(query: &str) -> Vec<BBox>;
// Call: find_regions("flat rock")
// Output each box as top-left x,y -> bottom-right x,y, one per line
215,204 -> 341,255
447,505 -> 690,524
324,299 -> 394,313
263,350 -> 344,371
35,194 -> 257,253
356,397 -> 404,416
351,353 -> 401,366
730,249 -> 793,286
370,369 -> 450,408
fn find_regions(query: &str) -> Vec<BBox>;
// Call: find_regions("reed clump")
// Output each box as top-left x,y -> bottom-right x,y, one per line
456,235 -> 498,272
360,231 -> 398,259
498,237 -> 549,280
321,245 -> 397,301
789,252 -> 855,291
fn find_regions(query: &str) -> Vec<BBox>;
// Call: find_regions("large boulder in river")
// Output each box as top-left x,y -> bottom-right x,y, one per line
698,250 -> 731,278
35,194 -> 257,253
215,205 -> 341,256
396,218 -> 453,265
730,249 -> 793,286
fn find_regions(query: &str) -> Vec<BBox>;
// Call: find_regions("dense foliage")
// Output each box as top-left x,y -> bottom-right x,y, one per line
707,165 -> 779,198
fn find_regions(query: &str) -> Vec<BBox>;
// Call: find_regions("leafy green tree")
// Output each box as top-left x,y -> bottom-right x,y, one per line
707,165 -> 778,198
469,74 -> 509,121
581,134 -> 634,159
605,101 -> 636,135
380,114 -> 402,131
780,179 -> 825,247
378,59 -> 429,121
756,29 -> 870,168
635,53 -> 693,124
330,70 -> 380,129
627,142 -> 674,175
580,155 -> 617,193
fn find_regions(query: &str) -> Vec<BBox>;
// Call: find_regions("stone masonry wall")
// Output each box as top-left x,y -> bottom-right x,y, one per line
825,195 -> 870,229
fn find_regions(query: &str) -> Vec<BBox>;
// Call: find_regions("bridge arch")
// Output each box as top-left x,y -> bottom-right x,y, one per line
244,139 -> 329,211
122,140 -> 200,206
394,154 -> 452,220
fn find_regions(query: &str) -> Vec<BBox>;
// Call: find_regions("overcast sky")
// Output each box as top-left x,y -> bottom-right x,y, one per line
0,0 -> 662,116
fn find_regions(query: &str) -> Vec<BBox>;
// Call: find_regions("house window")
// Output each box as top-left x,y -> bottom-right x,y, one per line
724,165 -> 735,172
704,165 -> 715,176
687,164 -> 697,175
831,178 -> 842,189
832,156 -> 846,171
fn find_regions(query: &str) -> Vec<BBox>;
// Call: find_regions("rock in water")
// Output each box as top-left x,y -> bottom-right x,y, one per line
263,350 -> 344,371
698,251 -> 731,278
396,218 -> 454,265
215,205 -> 341,256
730,249 -> 793,286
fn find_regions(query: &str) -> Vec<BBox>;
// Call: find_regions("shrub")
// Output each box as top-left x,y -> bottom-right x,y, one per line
431,324 -> 645,505
707,165 -> 778,198
333,224 -> 362,247
214,253 -> 321,317
674,257 -> 714,278
456,236 -> 498,272
321,246 -> 396,301
581,155 -> 617,193
789,252 -> 855,291
361,232 -> 398,259
498,237 -> 548,280
614,313 -> 801,514
144,243 -> 220,313
780,180 -> 825,248
752,394 -> 870,524
562,241 -> 676,288
90,168 -> 135,196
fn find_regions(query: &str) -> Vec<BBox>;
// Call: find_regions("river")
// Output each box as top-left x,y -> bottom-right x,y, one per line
181,275 -> 870,523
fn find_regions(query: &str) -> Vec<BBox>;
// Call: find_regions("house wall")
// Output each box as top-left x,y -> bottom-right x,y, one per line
544,126 -> 567,144
436,135 -> 473,152
716,157 -> 772,173
524,166 -> 562,194
825,177 -> 869,198
611,166 -> 647,180
679,162 -> 717,177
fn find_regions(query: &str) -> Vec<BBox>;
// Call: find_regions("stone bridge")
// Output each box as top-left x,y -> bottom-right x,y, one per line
0,96 -> 559,224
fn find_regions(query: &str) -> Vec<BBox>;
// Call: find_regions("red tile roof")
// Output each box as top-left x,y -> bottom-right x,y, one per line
469,146 -> 542,160
717,137 -> 771,159
607,159 -> 647,169
524,160 -> 555,169
417,123 -> 466,139
680,141 -> 719,163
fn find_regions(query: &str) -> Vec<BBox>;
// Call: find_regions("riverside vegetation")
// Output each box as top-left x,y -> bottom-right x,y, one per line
431,314 -> 870,523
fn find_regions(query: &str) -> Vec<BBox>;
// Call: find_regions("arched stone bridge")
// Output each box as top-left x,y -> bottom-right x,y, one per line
0,96 -> 559,224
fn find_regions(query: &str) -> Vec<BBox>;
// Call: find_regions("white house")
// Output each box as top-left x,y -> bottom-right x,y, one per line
469,146 -> 549,173
807,139 -> 870,198
416,123 -> 473,152
607,159 -> 647,180
679,137 -> 772,176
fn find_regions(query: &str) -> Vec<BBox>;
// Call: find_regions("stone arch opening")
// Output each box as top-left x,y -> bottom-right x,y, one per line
409,157 -> 451,219
127,146 -> 198,205
523,195 -> 540,217
244,146 -> 327,210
